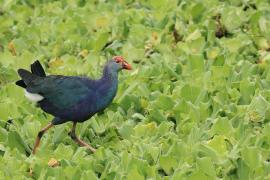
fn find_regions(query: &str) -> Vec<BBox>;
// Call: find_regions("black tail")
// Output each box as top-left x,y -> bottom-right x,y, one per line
31,60 -> 46,77
15,80 -> 27,88
16,60 -> 45,88
17,69 -> 38,85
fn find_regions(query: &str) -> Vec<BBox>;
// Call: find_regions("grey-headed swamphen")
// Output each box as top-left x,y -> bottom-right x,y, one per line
16,56 -> 132,154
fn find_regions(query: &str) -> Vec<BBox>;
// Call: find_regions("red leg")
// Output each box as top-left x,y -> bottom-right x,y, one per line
32,123 -> 53,154
69,122 -> 96,153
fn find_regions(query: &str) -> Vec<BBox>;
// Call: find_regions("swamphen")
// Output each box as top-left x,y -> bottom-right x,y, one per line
16,56 -> 132,154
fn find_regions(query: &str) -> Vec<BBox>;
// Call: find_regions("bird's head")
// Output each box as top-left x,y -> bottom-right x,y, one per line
109,56 -> 132,71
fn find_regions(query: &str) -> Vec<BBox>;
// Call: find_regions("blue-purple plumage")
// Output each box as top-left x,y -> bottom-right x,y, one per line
16,60 -> 122,125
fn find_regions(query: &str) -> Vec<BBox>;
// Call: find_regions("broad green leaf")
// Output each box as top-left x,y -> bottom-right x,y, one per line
152,95 -> 175,111
159,154 -> 178,175
221,7 -> 245,32
54,144 -> 74,159
241,146 -> 261,170
52,126 -> 66,144
190,3 -> 205,22
239,79 -> 255,104
7,131 -> 31,154
148,109 -> 167,123
197,157 -> 216,177
0,128 -> 8,143
118,121 -> 134,139
180,84 -> 201,103
188,54 -> 204,75
188,170 -> 209,180
245,95 -> 269,122
207,135 -> 228,156
126,167 -> 144,180
94,32 -> 109,52
210,117 -> 234,137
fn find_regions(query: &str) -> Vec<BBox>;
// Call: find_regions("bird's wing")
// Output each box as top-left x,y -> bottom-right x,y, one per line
27,75 -> 96,109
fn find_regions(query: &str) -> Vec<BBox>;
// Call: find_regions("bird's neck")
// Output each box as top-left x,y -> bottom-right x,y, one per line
101,64 -> 119,83
98,64 -> 119,98
91,64 -> 119,112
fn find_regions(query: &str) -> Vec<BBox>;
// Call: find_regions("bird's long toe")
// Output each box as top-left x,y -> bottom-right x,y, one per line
69,122 -> 96,153
69,132 -> 96,153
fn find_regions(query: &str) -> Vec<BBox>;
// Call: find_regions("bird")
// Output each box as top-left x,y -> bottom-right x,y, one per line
15,56 -> 132,154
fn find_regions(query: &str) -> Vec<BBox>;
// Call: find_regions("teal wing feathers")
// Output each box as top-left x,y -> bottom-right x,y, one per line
27,75 -> 94,109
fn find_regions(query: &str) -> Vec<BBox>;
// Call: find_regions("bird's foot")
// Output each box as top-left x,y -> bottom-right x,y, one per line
69,131 -> 96,153
84,143 -> 96,153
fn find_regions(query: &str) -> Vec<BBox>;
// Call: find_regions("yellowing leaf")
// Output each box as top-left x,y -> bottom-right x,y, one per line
95,16 -> 109,28
8,41 -> 16,56
207,47 -> 220,59
48,158 -> 60,167
133,122 -> 157,137
78,49 -> 89,58
186,29 -> 201,42
49,58 -> 64,68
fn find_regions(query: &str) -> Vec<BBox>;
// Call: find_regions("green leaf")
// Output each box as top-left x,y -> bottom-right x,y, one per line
245,95 -> 269,122
159,154 -> 178,175
152,95 -> 175,111
7,131 -> 31,154
133,122 -> 157,137
188,170 -> 209,180
239,79 -> 255,104
0,128 -> 8,143
180,84 -> 201,103
190,3 -> 205,21
149,0 -> 168,9
52,126 -> 66,144
210,65 -> 231,79
207,135 -> 228,156
94,32 -> 109,52
210,117 -> 234,137
188,54 -> 205,75
197,157 -> 216,177
54,144 -> 74,159
241,146 -> 261,170
126,167 -> 144,180
148,109 -> 167,123
118,121 -> 134,139
221,7 -> 245,32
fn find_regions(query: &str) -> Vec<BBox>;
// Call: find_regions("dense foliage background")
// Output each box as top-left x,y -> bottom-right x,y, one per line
1,0 -> 270,179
